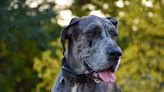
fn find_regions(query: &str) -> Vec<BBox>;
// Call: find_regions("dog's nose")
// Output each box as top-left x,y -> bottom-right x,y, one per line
107,47 -> 122,60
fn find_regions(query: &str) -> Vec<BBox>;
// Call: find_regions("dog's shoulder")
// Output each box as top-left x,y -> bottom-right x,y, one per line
51,70 -> 63,92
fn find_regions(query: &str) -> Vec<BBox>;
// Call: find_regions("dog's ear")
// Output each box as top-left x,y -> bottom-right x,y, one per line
106,17 -> 118,27
61,17 -> 80,55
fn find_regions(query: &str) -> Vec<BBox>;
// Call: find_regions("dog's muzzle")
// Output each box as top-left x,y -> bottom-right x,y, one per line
83,46 -> 122,84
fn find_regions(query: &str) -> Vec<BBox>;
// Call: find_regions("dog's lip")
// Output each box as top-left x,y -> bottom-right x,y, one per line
84,61 -> 118,84
84,62 -> 94,73
91,67 -> 115,79
84,62 -> 117,84
92,70 -> 115,84
84,61 -> 117,74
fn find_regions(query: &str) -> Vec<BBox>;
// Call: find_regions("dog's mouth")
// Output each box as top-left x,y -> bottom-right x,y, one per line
84,61 -> 118,84
92,69 -> 115,84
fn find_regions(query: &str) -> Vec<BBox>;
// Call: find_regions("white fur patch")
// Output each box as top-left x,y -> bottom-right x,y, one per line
71,83 -> 79,92
115,58 -> 121,71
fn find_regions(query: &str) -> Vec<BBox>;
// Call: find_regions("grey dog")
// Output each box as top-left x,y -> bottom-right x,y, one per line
52,15 -> 122,92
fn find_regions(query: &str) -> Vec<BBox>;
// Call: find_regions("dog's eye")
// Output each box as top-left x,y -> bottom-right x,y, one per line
111,31 -> 117,37
109,27 -> 117,38
87,26 -> 101,38
88,32 -> 94,37
88,40 -> 92,47
87,30 -> 101,38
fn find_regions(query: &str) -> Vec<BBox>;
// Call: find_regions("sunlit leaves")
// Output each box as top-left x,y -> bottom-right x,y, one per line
33,50 -> 61,91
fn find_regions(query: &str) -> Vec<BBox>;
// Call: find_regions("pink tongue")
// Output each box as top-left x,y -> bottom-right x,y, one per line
98,71 -> 115,83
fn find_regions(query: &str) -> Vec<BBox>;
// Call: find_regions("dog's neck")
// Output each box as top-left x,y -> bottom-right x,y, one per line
61,57 -> 89,83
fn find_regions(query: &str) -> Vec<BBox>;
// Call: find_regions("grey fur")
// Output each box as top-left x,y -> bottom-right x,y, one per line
52,15 -> 122,92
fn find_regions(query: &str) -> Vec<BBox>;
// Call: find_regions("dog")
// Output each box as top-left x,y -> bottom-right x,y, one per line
52,15 -> 122,92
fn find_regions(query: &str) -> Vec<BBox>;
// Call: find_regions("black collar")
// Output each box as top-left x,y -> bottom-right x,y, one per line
62,57 -> 88,83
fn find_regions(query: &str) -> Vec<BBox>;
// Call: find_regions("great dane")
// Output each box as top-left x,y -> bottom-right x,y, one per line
52,15 -> 122,92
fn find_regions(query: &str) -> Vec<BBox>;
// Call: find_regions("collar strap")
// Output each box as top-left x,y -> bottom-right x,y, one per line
61,58 -> 88,82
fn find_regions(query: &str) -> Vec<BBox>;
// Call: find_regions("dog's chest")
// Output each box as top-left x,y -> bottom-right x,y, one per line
71,83 -> 79,92
70,83 -> 95,92
63,82 -> 114,92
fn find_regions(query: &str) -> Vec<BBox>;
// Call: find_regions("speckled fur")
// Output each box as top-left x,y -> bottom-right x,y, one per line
52,15 -> 121,92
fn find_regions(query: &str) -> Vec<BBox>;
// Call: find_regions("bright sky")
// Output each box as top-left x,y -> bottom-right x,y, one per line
25,0 -> 153,26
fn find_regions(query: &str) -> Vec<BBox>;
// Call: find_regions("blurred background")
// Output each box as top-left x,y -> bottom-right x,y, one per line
0,0 -> 163,92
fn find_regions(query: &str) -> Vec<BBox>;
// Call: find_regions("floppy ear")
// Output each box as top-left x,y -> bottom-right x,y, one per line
61,18 -> 80,55
106,17 -> 118,27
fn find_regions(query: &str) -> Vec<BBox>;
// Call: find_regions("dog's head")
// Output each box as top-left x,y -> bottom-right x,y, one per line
61,15 -> 122,84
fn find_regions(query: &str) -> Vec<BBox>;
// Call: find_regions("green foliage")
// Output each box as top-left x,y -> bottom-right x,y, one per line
33,39 -> 62,92
0,0 -> 163,92
0,0 -> 60,92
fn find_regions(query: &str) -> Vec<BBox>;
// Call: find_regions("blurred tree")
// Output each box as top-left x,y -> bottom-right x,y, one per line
0,0 -> 164,92
0,0 -> 61,92
33,39 -> 62,92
